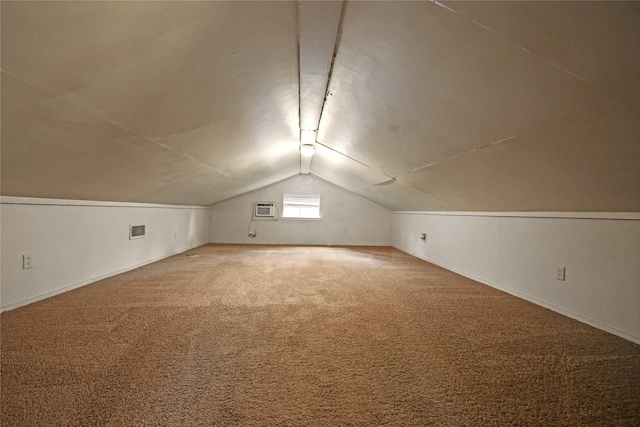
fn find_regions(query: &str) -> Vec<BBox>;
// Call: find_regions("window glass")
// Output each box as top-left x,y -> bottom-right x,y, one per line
282,194 -> 320,219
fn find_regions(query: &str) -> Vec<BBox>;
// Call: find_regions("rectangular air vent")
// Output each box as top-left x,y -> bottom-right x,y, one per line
255,202 -> 275,217
129,224 -> 146,240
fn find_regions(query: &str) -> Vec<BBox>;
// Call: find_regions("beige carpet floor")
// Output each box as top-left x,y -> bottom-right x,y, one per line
1,244 -> 639,426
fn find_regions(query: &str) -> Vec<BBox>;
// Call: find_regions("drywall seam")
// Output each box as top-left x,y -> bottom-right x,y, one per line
393,135 -> 519,180
208,174 -> 300,208
434,1 -> 591,86
314,142 -> 395,184
308,173 -> 392,211
0,197 -> 210,210
394,244 -> 640,345
0,245 -> 206,313
1,70 -> 228,178
392,211 -> 640,221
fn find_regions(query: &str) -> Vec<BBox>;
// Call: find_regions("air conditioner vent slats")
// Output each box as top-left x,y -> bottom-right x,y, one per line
255,202 -> 275,217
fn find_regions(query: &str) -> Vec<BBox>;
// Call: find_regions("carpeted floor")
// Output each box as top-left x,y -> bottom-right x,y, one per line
1,244 -> 639,426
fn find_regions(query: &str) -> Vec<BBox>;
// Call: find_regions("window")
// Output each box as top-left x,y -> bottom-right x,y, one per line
282,194 -> 320,219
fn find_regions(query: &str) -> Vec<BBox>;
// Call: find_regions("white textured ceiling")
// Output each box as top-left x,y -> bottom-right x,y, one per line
2,1 -> 639,211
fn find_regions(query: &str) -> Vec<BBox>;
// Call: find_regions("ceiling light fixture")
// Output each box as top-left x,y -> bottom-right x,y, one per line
300,129 -> 317,158
300,144 -> 315,157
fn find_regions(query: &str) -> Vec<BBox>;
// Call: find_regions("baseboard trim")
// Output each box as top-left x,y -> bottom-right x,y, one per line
208,241 -> 391,247
393,245 -> 640,346
0,243 -> 208,313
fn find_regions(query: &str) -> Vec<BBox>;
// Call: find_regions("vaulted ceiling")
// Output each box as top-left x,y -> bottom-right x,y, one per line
2,1 -> 639,211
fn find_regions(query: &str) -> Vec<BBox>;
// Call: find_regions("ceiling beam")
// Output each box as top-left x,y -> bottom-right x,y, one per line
298,0 -> 344,174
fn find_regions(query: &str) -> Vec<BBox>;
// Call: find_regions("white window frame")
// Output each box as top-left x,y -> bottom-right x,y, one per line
282,194 -> 320,219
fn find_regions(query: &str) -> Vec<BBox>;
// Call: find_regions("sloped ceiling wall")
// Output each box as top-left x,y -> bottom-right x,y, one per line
2,1 -> 639,211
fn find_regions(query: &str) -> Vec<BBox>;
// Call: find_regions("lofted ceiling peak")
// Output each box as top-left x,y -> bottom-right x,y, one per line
2,1 -> 639,211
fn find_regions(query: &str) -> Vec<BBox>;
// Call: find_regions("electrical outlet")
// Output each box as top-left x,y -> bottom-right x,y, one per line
23,254 -> 33,270
555,266 -> 566,281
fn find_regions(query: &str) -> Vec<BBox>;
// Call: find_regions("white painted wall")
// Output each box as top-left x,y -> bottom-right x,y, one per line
210,175 -> 391,246
391,212 -> 640,344
1,197 -> 210,311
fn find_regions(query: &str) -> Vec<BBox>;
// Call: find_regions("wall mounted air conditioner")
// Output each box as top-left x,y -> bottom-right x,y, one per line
255,202 -> 276,217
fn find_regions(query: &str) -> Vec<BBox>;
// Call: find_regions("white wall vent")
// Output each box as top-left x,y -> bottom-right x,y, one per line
130,224 -> 146,240
255,202 -> 276,217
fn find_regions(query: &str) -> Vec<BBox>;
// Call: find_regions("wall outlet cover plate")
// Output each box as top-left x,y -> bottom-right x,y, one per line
23,255 -> 33,269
